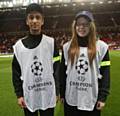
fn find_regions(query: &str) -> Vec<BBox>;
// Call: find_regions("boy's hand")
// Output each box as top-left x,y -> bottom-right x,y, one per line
18,97 -> 26,108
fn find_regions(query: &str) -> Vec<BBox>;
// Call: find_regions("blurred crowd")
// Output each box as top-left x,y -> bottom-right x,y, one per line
0,31 -> 120,54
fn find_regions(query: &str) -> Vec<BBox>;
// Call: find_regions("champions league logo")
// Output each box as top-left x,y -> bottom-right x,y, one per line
31,60 -> 43,77
75,58 -> 88,75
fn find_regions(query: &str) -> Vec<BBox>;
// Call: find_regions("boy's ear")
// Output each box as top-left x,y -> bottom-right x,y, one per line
41,18 -> 44,26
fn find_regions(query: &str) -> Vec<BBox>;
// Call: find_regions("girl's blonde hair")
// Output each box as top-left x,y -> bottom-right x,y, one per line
68,20 -> 97,66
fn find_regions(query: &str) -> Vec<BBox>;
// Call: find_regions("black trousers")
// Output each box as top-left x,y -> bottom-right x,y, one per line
24,108 -> 54,116
64,101 -> 101,116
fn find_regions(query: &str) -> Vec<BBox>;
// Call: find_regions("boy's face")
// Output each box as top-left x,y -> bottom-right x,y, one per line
26,11 -> 44,35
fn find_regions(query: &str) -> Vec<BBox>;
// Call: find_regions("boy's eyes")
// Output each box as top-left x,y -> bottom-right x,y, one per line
29,15 -> 41,20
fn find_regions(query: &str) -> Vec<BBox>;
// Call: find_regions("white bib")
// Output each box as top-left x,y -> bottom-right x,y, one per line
63,40 -> 108,111
13,35 -> 56,112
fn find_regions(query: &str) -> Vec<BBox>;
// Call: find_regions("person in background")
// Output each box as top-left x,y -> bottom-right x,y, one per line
60,11 -> 110,116
12,3 -> 60,116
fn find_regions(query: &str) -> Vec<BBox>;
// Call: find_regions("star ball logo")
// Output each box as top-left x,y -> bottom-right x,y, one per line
31,56 -> 43,77
75,58 -> 88,75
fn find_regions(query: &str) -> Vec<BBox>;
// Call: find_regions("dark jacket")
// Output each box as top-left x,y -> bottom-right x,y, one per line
60,37 -> 110,102
12,34 -> 60,98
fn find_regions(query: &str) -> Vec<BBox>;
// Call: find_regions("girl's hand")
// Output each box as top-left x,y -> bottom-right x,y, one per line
96,101 -> 105,110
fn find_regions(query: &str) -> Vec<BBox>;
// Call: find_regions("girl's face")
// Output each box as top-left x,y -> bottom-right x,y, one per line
75,17 -> 90,37
26,11 -> 44,35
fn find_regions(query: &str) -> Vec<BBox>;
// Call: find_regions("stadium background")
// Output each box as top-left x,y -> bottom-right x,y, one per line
0,0 -> 120,116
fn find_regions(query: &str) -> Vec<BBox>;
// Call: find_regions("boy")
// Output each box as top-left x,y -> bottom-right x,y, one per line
12,3 -> 60,116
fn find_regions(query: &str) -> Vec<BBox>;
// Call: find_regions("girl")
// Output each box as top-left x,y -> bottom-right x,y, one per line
60,11 -> 110,116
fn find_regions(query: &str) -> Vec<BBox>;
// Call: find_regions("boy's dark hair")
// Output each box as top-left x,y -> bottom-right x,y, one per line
26,3 -> 43,16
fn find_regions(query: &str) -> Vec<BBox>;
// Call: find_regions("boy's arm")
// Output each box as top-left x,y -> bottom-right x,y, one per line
12,55 -> 23,98
53,41 -> 60,96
